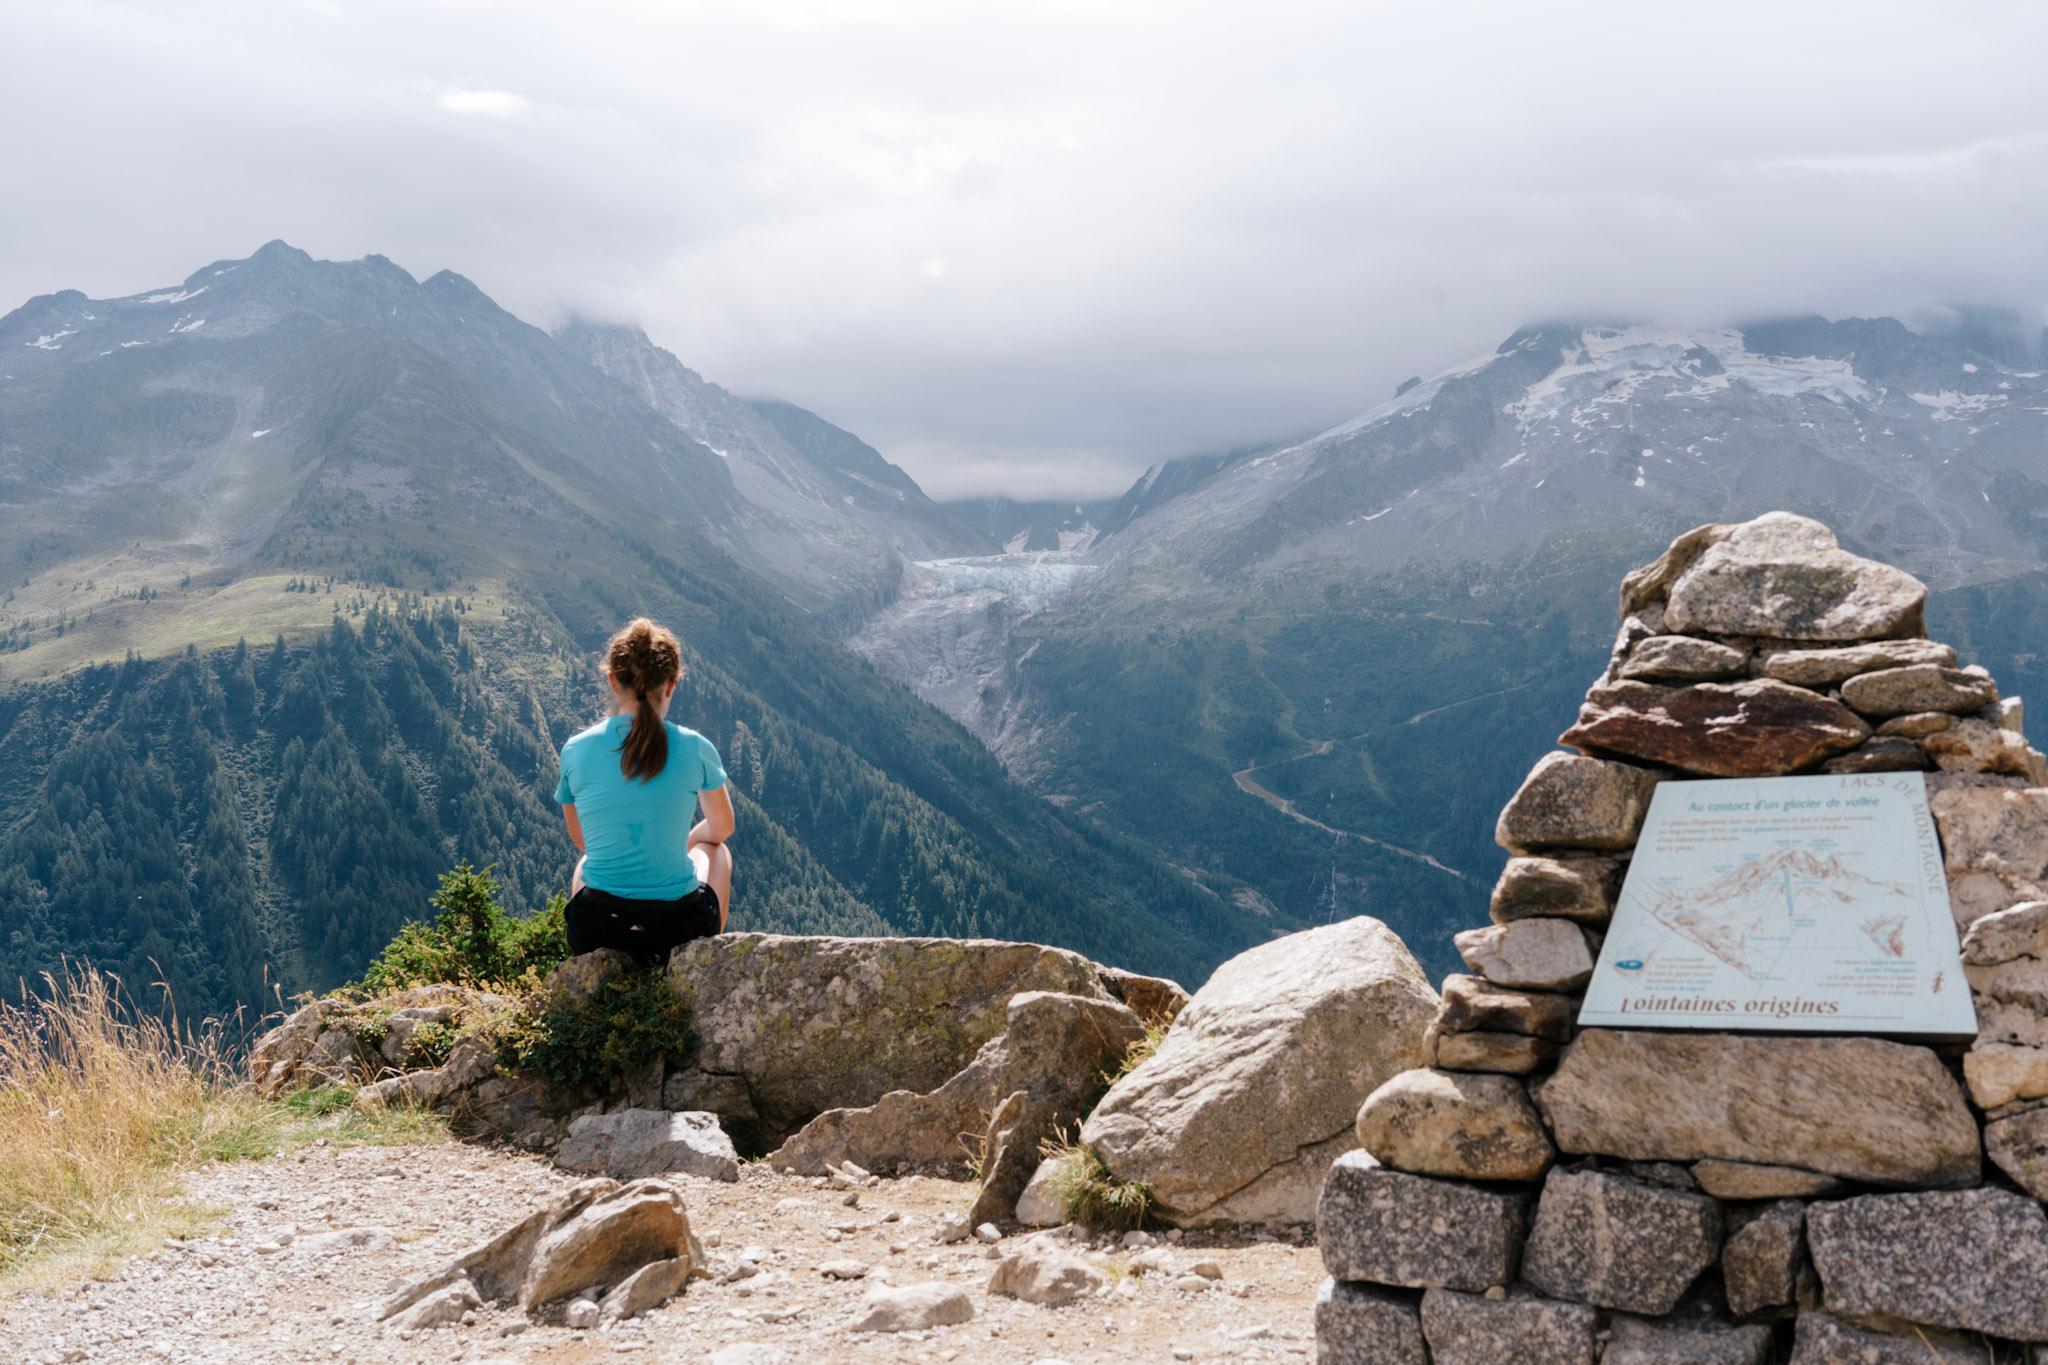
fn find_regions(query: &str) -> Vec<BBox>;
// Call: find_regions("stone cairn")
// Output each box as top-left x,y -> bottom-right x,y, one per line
1314,512 -> 2048,1364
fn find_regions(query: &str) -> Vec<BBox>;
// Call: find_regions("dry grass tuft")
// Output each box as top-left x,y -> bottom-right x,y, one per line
1039,1128 -> 1153,1232
0,965 -> 443,1292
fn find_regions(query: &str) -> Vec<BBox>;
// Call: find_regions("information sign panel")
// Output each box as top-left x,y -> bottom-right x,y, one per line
1578,772 -> 1975,1035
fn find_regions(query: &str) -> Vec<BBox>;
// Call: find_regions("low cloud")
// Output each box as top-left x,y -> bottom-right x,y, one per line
5,1 -> 2047,500
438,89 -> 530,117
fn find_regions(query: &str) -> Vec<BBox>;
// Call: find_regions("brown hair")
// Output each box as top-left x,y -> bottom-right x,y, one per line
606,617 -> 683,781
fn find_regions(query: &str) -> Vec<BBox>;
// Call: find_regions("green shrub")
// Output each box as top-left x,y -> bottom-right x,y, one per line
354,864 -> 569,992
494,966 -> 695,1097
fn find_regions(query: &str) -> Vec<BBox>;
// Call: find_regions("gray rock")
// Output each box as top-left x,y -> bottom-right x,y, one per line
1316,1153 -> 1527,1292
356,1033 -> 500,1110
1428,1028 -> 1560,1075
1807,1187 -> 2048,1339
1761,639 -> 1957,686
1453,918 -> 1593,992
1841,664 -> 1999,718
1096,967 -> 1191,1027
1535,1030 -> 1980,1188
1986,1105 -> 2048,1200
848,1281 -> 976,1332
1620,635 -> 1750,683
1788,1314 -> 1982,1365
1496,752 -> 1661,854
1083,918 -> 1437,1227
966,1090 -> 1059,1227
1013,1158 -> 1069,1227
1658,511 -> 1928,642
1312,1279 -> 1426,1365
986,1238 -> 1107,1305
1490,855 -> 1621,925
1436,973 -> 1577,1040
1561,678 -> 1870,778
1521,1167 -> 1721,1314
1691,1160 -> 1840,1200
556,1109 -> 739,1183
1963,1041 -> 2048,1109
668,933 -> 1121,1143
1923,716 -> 2048,780
1722,1199 -> 1805,1318
377,1177 -> 702,1320
544,948 -> 638,1003
597,1257 -> 689,1322
1975,997 -> 2048,1049
1602,1316 -> 1773,1365
1961,899 -> 2048,965
1821,737 -> 1931,774
382,1273 -> 482,1330
1418,1288 -> 1597,1365
1962,955 -> 2048,1011
770,989 -> 1143,1179
1354,1069 -> 1555,1182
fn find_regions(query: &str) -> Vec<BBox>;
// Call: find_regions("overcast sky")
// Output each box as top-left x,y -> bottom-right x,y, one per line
7,2 -> 2048,499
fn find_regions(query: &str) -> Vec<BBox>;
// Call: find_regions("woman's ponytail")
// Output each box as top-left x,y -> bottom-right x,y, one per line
605,617 -> 683,781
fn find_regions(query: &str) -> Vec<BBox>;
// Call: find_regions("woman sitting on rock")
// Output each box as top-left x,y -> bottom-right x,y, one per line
555,617 -> 735,963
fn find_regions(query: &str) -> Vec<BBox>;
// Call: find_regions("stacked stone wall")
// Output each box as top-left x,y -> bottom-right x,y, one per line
1315,513 -> 2048,1364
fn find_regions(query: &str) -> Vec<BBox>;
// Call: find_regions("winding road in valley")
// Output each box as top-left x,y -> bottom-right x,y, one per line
1229,680 -> 1541,886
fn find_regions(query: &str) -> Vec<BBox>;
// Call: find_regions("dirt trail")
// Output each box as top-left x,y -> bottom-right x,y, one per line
1,1139 -> 1325,1364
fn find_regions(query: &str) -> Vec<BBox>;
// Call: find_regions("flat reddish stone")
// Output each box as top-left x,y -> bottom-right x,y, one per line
1561,679 -> 1869,777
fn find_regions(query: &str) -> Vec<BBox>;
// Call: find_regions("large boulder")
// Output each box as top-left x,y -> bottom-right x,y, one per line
1807,1187 -> 2048,1340
667,934 -> 1119,1142
1081,917 -> 1437,1226
766,989 -> 1143,1179
1650,512 -> 1928,641
1535,1030 -> 1980,1188
1560,679 -> 1870,777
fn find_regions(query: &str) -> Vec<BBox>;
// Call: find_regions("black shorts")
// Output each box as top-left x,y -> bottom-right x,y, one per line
564,883 -> 722,966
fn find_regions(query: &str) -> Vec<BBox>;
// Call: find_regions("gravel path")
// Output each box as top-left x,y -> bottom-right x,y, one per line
1,1137 -> 1325,1363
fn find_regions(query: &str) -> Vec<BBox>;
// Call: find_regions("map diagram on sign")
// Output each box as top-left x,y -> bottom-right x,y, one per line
1642,848 -> 1916,982
1578,771 -> 1977,1036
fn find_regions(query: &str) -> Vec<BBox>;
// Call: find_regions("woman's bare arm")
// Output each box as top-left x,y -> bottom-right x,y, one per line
691,784 -> 736,847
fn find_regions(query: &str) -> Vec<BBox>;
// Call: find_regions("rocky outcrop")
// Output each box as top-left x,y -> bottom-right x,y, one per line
770,994 -> 1155,1186
669,934 -> 1144,1144
1082,916 -> 1436,1226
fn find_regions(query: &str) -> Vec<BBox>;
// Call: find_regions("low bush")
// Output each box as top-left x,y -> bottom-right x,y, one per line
354,863 -> 568,994
493,965 -> 696,1097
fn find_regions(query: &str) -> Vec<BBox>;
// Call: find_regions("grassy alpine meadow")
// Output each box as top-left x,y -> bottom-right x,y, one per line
0,964 -> 445,1294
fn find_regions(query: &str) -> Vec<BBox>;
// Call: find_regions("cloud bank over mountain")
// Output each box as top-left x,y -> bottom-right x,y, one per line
6,1 -> 2048,497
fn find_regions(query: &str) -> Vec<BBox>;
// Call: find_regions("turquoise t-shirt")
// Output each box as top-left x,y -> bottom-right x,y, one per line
554,716 -> 728,900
